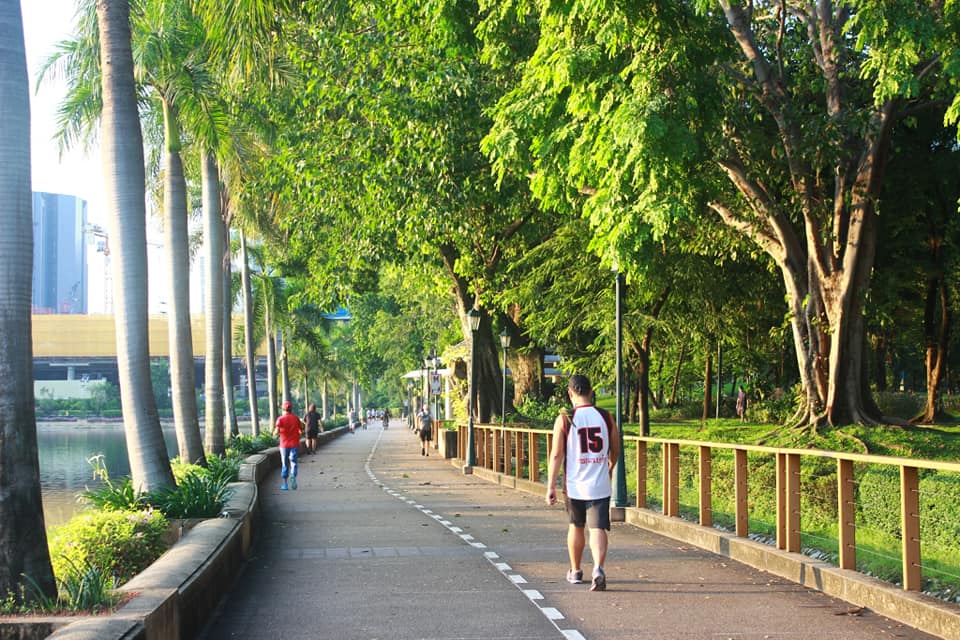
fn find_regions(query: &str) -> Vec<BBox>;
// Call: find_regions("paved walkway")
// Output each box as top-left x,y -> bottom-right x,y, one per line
199,422 -> 937,640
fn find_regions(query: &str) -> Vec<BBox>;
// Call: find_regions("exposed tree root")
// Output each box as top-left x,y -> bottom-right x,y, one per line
833,429 -> 870,454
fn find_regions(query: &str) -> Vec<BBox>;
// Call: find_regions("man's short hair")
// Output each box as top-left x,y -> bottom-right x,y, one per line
568,374 -> 592,396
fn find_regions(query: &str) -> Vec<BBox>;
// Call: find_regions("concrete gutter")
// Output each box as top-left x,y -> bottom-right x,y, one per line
5,427 -> 349,640
463,461 -> 960,640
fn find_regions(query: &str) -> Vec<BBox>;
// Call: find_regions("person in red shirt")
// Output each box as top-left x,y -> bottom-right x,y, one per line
274,401 -> 303,490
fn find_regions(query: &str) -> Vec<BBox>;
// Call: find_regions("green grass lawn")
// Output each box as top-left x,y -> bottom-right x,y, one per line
613,414 -> 960,602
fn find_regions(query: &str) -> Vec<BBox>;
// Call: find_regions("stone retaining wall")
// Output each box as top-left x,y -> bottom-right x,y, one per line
0,428 -> 346,640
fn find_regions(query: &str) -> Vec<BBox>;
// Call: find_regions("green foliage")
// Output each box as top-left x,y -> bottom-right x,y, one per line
55,557 -> 120,612
48,508 -> 168,586
80,455 -> 146,511
205,453 -> 242,484
748,387 -> 800,425
227,432 -> 278,455
513,396 -> 565,424
148,473 -> 233,519
874,391 -> 924,420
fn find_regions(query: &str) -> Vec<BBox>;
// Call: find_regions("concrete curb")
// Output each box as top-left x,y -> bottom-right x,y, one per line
30,428 -> 349,640
459,459 -> 960,640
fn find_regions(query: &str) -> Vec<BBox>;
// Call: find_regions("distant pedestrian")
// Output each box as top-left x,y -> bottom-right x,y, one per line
274,401 -> 303,490
417,407 -> 433,456
382,407 -> 391,429
545,374 -> 620,592
303,403 -> 323,455
349,407 -> 359,433
736,386 -> 748,422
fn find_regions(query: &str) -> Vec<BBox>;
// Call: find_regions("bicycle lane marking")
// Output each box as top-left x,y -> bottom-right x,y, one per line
365,429 -> 587,640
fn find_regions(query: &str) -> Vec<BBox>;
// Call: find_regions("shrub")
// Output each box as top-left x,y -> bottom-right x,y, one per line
80,455 -> 145,511
649,400 -> 703,421
749,386 -> 800,425
874,391 -> 923,420
513,397 -> 565,423
48,508 -> 168,585
206,452 -> 242,484
56,557 -> 119,612
148,472 -> 233,519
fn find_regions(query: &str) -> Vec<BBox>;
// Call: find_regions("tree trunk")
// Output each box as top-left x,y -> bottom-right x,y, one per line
702,349 -> 713,423
239,232 -> 260,435
669,342 -> 686,405
161,99 -> 204,465
916,275 -> 950,423
0,1 -> 57,601
510,348 -> 544,408
202,152 -> 225,455
97,0 -> 174,492
322,378 -> 329,419
222,242 -> 238,437
266,309 -> 278,428
634,339 -> 652,436
713,4 -> 897,427
280,329 -> 291,403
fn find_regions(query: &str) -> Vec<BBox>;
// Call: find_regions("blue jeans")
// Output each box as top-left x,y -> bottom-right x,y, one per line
280,447 -> 298,479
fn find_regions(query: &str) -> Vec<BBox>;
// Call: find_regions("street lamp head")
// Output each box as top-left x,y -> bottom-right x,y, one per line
468,308 -> 481,332
499,329 -> 511,349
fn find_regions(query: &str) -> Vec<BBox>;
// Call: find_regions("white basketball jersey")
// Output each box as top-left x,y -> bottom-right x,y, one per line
563,405 -> 612,500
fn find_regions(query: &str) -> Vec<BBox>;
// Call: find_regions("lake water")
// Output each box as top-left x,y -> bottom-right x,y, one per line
38,422 -> 180,528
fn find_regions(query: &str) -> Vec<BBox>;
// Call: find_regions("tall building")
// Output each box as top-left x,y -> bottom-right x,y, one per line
32,192 -> 88,314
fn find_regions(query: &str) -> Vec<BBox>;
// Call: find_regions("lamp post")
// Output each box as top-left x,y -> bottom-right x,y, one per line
406,380 -> 414,429
612,269 -> 628,510
465,308 -> 481,472
499,330 -> 511,425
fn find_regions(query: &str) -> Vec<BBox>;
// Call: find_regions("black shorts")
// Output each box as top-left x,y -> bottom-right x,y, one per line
419,428 -> 432,441
565,496 -> 611,530
306,428 -> 319,438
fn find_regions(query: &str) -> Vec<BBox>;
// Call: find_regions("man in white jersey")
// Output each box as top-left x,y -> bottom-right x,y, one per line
545,374 -> 620,591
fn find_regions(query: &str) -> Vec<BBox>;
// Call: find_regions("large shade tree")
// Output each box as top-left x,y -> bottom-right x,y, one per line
482,0 -> 960,427
0,0 -> 56,604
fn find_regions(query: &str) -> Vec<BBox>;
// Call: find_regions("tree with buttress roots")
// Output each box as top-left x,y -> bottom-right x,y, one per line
481,0 -> 960,427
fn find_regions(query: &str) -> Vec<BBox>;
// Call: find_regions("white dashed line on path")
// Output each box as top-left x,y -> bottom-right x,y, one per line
364,428 -> 586,640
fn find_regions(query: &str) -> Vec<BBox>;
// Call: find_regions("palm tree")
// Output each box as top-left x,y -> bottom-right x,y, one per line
134,0 -> 209,465
42,0 -> 182,486
202,151 -> 226,455
97,0 -> 175,492
0,0 -> 57,604
239,230 -> 261,434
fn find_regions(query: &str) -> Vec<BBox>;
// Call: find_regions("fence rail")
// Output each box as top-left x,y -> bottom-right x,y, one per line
454,422 -> 960,593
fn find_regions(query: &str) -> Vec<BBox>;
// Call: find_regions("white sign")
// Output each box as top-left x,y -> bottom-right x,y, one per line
430,373 -> 441,395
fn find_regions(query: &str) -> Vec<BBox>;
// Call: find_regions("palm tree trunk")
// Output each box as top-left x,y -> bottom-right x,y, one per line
222,242 -> 238,437
161,99 -> 204,466
239,231 -> 260,435
280,329 -> 291,403
202,151 -> 225,455
0,0 -> 57,601
266,306 -> 278,428
97,0 -> 174,492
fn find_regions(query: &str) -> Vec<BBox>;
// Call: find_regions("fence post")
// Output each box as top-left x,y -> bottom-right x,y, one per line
699,446 -> 712,527
735,448 -> 748,537
530,432 -> 540,483
636,440 -> 647,508
786,453 -> 801,553
776,452 -> 786,549
901,465 -> 921,591
515,430 -> 523,480
837,458 -> 856,570
663,442 -> 680,517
